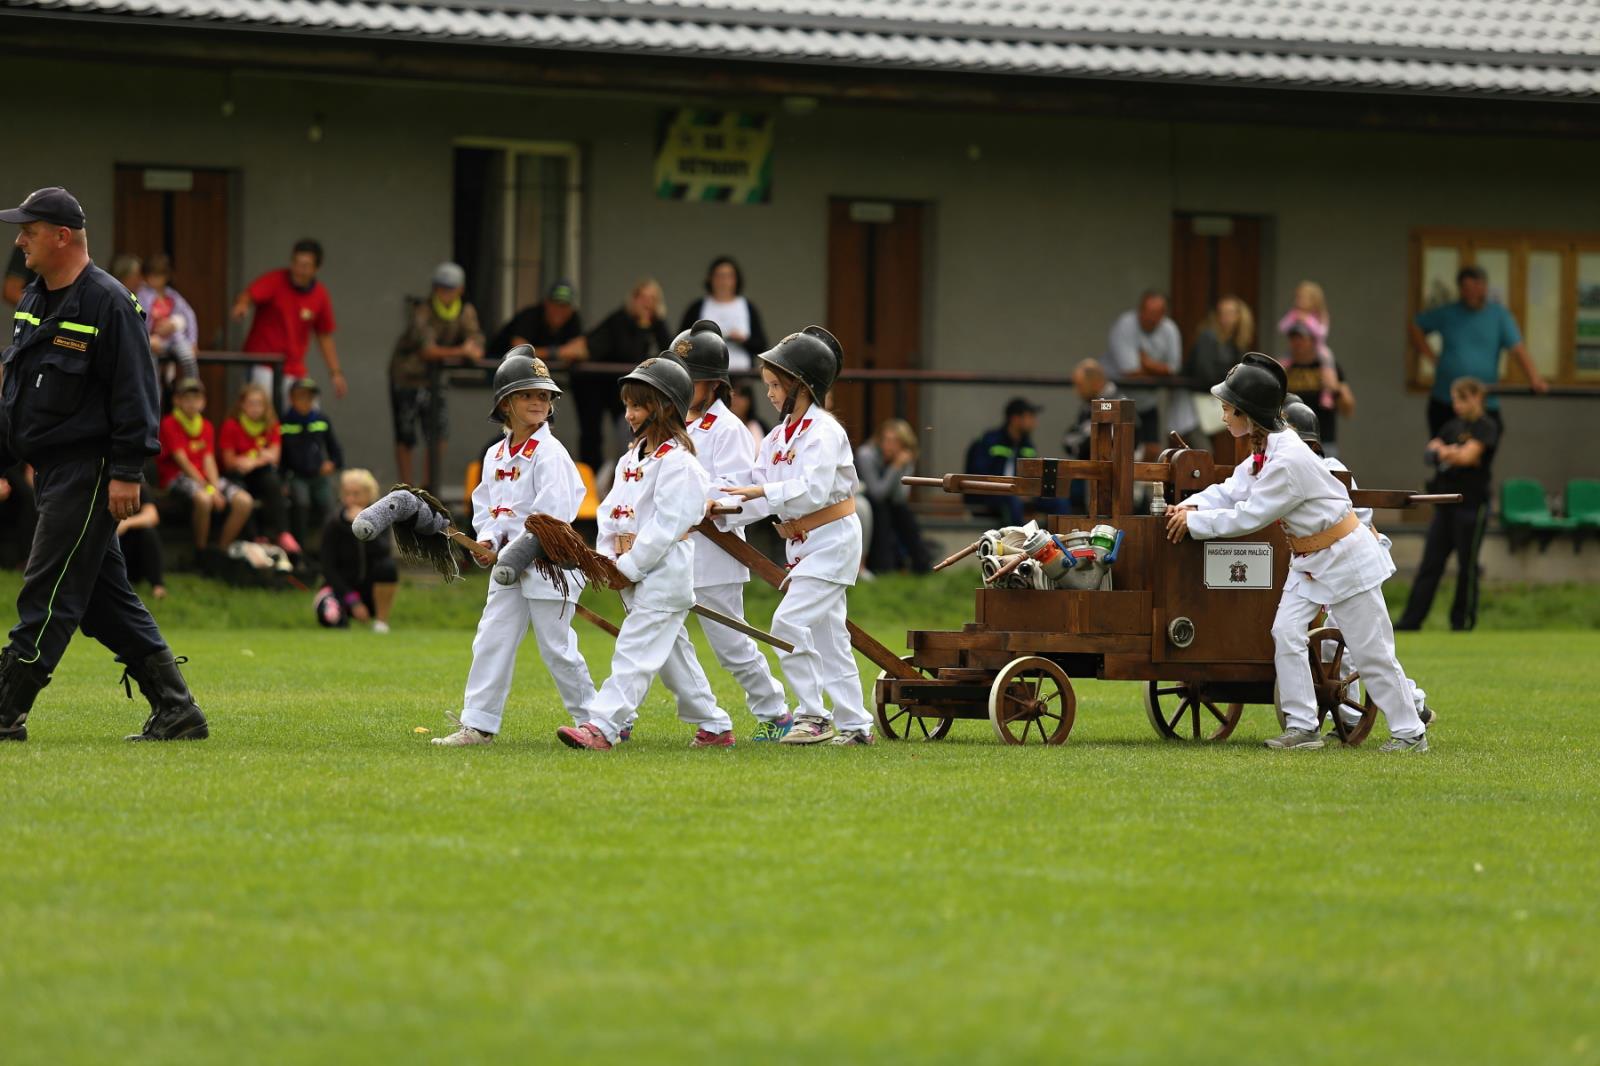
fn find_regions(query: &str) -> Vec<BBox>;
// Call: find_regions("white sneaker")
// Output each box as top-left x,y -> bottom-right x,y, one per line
432,716 -> 493,746
372,620 -> 391,634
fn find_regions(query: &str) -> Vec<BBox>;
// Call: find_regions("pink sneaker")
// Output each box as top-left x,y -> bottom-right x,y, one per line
690,728 -> 735,748
277,531 -> 303,555
556,723 -> 613,751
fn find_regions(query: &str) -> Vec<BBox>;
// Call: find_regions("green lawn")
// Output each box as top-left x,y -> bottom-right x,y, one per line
1,570 -> 1596,1065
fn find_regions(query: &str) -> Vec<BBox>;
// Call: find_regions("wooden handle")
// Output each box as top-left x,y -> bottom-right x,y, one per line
446,528 -> 497,564
573,602 -> 621,638
1408,493 -> 1465,504
708,503 -> 743,515
902,474 -> 1026,495
932,539 -> 982,572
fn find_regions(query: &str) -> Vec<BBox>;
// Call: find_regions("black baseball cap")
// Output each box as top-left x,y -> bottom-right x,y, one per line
1005,397 -> 1042,418
0,187 -> 86,229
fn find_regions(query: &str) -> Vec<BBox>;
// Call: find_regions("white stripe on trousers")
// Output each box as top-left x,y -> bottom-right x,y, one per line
691,581 -> 789,722
769,575 -> 871,733
460,590 -> 598,734
587,593 -> 734,743
1273,586 -> 1425,739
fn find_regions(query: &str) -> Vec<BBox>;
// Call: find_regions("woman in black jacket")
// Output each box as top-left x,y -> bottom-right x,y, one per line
568,278 -> 670,471
677,256 -> 768,373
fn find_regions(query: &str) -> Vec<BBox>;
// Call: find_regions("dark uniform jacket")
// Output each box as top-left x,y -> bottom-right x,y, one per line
0,262 -> 160,482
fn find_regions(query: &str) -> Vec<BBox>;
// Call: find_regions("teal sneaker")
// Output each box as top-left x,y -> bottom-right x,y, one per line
751,714 -> 794,742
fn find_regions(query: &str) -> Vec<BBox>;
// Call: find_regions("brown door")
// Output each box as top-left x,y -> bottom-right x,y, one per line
1169,212 -> 1265,358
114,166 -> 232,400
826,198 -> 923,444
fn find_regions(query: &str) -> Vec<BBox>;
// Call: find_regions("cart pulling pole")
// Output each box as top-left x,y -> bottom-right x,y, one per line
932,539 -> 983,571
693,520 -> 920,680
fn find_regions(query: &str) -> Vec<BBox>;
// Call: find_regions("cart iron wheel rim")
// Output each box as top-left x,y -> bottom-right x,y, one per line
874,656 -> 954,741
987,656 -> 1076,746
1142,681 -> 1243,742
1271,627 -> 1378,747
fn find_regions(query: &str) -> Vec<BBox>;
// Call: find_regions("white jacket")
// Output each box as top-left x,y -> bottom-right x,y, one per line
1322,456 -> 1394,556
1184,429 -> 1394,604
721,409 -> 862,587
472,424 -> 586,602
597,438 -> 710,612
685,398 -> 753,588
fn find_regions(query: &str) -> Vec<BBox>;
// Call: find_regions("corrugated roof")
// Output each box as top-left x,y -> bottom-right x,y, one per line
8,0 -> 1599,97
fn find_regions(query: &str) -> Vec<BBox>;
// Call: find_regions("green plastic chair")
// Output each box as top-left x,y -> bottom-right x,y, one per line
1567,479 -> 1600,528
1500,478 -> 1576,551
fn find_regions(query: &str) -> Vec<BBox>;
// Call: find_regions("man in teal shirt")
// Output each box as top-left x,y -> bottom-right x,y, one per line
1409,265 -> 1548,436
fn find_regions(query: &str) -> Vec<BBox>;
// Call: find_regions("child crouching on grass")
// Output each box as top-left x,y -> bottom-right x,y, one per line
1166,353 -> 1429,752
433,348 -> 598,746
716,327 -> 874,746
556,354 -> 736,751
316,468 -> 398,632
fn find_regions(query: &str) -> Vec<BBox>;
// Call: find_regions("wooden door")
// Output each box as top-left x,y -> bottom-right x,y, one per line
114,166 -> 232,395
1169,212 -> 1265,358
826,198 -> 923,443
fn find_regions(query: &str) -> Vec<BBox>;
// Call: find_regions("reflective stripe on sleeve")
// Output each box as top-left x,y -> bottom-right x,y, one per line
59,321 -> 100,336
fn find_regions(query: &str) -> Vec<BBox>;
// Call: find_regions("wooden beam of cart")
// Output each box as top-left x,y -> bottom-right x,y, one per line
693,521 -> 921,680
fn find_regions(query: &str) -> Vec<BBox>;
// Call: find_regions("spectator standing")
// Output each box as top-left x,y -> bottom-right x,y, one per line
677,256 -> 769,372
220,382 -> 298,554
318,468 -> 398,633
232,238 -> 345,403
566,278 -> 670,472
280,378 -> 343,548
1190,296 -> 1254,453
1106,289 -> 1185,455
1281,321 -> 1354,458
1409,265 -> 1548,437
136,253 -> 200,387
1277,281 -> 1340,406
489,279 -> 584,365
964,397 -> 1043,526
117,502 -> 167,601
1396,377 -> 1499,632
857,418 -> 931,574
158,378 -> 254,557
388,261 -> 484,492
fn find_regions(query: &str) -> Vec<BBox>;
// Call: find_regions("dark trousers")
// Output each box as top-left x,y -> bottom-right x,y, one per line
572,372 -> 623,472
1428,399 -> 1504,438
6,457 -> 167,674
285,472 -> 334,547
1398,501 -> 1490,631
238,465 -> 289,539
120,526 -> 166,589
866,497 -> 932,573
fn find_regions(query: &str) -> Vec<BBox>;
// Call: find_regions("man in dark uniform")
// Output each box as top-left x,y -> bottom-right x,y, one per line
0,186 -> 209,742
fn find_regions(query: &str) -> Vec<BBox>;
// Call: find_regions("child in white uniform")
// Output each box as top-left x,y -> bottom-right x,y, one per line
1166,353 -> 1429,752
556,356 -> 736,751
434,348 -> 598,746
718,327 -> 873,746
673,319 -> 793,741
1282,401 -> 1435,733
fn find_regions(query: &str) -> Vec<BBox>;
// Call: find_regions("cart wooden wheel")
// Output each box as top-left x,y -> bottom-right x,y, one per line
1272,627 -> 1378,746
1142,682 -> 1243,742
988,656 -> 1075,745
875,657 -> 954,741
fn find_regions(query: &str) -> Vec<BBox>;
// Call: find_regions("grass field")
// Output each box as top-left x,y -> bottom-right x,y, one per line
1,569 -> 1597,1065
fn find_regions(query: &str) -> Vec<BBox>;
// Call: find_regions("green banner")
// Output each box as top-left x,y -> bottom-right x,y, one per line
654,109 -> 773,204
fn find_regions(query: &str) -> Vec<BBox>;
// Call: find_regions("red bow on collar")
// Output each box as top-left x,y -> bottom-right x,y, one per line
1251,452 -> 1266,475
489,506 -> 515,519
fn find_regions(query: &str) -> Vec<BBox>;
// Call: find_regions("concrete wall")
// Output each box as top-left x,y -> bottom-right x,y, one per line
5,56 -> 1598,506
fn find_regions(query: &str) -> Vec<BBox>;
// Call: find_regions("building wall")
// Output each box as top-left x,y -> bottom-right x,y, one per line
5,55 -> 1598,508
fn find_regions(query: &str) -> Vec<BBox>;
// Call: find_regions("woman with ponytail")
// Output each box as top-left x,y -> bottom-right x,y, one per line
1166,353 -> 1431,753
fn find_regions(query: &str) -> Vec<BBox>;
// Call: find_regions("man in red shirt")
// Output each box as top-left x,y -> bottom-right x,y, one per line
232,238 -> 347,402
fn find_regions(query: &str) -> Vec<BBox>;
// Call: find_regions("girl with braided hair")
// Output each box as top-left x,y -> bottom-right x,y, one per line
431,348 -> 599,746
555,355 -> 736,751
1166,353 -> 1429,752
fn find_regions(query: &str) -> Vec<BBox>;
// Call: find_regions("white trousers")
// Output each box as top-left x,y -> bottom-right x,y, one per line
461,590 -> 598,734
769,575 -> 871,733
692,582 -> 789,722
1273,587 -> 1425,739
588,592 -> 734,743
1324,606 -> 1426,723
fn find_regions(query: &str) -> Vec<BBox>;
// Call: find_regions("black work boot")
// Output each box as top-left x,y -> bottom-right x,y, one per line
121,650 -> 210,741
0,647 -> 50,742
